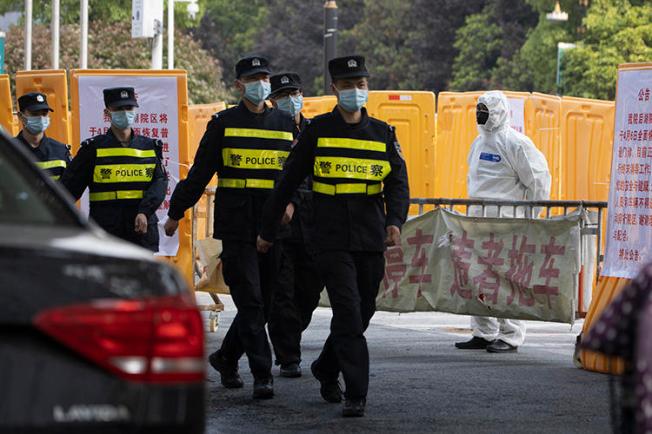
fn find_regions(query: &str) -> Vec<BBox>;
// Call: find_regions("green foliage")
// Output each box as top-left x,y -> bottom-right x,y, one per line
4,20 -> 227,104
563,0 -> 652,100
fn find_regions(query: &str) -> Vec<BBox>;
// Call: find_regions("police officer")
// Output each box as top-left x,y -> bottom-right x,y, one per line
16,92 -> 71,180
163,55 -> 295,399
267,72 -> 323,378
258,55 -> 409,417
61,87 -> 168,252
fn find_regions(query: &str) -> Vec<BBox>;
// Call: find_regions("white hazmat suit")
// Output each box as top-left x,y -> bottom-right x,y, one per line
466,90 -> 551,348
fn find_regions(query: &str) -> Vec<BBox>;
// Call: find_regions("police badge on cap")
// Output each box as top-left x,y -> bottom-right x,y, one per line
270,72 -> 302,97
103,87 -> 139,108
18,92 -> 53,112
236,55 -> 271,79
328,55 -> 369,81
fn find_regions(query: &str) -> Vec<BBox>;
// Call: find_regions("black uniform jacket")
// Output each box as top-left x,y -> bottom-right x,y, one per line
16,132 -> 72,180
261,107 -> 410,253
61,128 -> 167,220
168,101 -> 295,242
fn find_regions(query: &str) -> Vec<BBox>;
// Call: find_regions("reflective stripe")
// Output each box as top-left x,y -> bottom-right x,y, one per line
96,148 -> 157,158
317,137 -> 386,153
35,159 -> 67,170
89,190 -> 144,201
93,164 -> 156,184
217,178 -> 274,189
224,128 -> 293,141
313,181 -> 382,196
50,175 -> 61,181
314,156 -> 391,181
222,148 -> 289,170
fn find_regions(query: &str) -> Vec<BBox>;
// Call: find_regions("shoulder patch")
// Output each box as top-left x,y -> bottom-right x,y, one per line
389,126 -> 405,161
80,136 -> 98,148
154,139 -> 164,148
65,144 -> 72,151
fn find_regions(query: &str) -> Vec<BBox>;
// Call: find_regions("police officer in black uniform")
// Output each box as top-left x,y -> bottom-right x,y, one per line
164,55 -> 295,399
258,55 -> 409,417
61,87 -> 167,252
267,72 -> 323,378
15,92 -> 71,180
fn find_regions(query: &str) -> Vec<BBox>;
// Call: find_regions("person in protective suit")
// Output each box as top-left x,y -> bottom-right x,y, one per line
62,87 -> 168,252
455,90 -> 551,353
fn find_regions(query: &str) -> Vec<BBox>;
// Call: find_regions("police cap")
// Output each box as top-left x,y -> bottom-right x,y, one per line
270,72 -> 302,98
18,92 -> 53,113
235,55 -> 271,79
103,87 -> 139,109
328,55 -> 369,81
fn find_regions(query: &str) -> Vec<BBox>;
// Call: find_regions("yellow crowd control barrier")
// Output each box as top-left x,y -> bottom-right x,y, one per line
560,97 -> 615,201
69,69 -> 193,286
0,74 -> 17,135
578,276 -> 629,374
434,91 -> 483,198
302,95 -> 336,119
367,91 -> 436,213
15,69 -> 71,146
525,93 -> 562,200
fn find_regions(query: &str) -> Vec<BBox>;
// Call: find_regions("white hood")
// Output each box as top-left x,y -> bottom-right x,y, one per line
478,90 -> 510,134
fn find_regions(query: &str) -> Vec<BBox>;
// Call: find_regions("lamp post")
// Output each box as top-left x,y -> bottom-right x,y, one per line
80,0 -> 88,69
24,0 -> 32,70
323,0 -> 338,94
556,42 -> 576,96
167,0 -> 199,70
0,31 -> 5,74
52,0 -> 60,69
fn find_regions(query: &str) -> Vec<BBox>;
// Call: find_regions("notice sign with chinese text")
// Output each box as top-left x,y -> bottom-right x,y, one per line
377,209 -> 581,324
77,75 -> 180,256
604,64 -> 652,278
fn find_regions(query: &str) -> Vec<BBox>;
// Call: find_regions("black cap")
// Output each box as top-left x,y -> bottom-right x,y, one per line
235,55 -> 271,79
18,92 -> 53,112
103,87 -> 139,109
270,73 -> 302,97
328,55 -> 369,81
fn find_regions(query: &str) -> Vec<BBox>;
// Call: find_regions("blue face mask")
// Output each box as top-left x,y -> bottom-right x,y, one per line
276,95 -> 303,117
110,110 -> 137,129
337,87 -> 368,112
243,80 -> 271,105
25,115 -> 50,134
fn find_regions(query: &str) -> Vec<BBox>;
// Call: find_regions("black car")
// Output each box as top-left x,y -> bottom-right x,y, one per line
0,130 -> 205,433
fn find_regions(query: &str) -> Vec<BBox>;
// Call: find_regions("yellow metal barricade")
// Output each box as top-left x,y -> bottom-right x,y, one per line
0,74 -> 17,135
15,69 -> 71,145
367,91 -> 436,213
302,95 -> 336,119
560,96 -> 615,201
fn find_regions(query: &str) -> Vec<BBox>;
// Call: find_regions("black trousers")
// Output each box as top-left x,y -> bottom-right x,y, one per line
312,250 -> 385,399
217,240 -> 280,380
268,239 -> 323,366
91,207 -> 159,252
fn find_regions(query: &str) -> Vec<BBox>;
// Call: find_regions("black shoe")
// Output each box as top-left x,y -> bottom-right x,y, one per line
280,362 -> 302,378
253,378 -> 274,399
311,360 -> 342,403
454,336 -> 494,350
486,339 -> 518,353
208,351 -> 244,389
342,398 -> 366,417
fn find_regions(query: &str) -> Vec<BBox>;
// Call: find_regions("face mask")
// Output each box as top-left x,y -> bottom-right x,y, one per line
337,87 -> 368,112
25,116 -> 50,134
276,95 -> 303,117
243,80 -> 271,105
110,110 -> 137,129
476,103 -> 489,126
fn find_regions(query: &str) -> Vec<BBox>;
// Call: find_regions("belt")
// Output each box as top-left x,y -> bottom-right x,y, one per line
217,178 -> 274,189
312,181 -> 382,196
89,190 -> 144,201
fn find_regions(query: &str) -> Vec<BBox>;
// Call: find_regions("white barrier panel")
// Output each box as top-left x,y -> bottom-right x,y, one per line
376,208 -> 581,323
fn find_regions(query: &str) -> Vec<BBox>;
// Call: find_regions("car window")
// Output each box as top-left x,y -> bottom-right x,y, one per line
0,138 -> 80,226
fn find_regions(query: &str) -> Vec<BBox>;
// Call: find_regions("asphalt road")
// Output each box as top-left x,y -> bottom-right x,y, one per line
200,294 -> 610,434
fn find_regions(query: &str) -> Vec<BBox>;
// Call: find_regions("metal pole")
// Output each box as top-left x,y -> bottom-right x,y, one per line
52,0 -> 60,69
323,0 -> 338,94
0,32 -> 5,74
151,18 -> 163,69
80,0 -> 88,69
167,0 -> 174,69
24,0 -> 32,70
